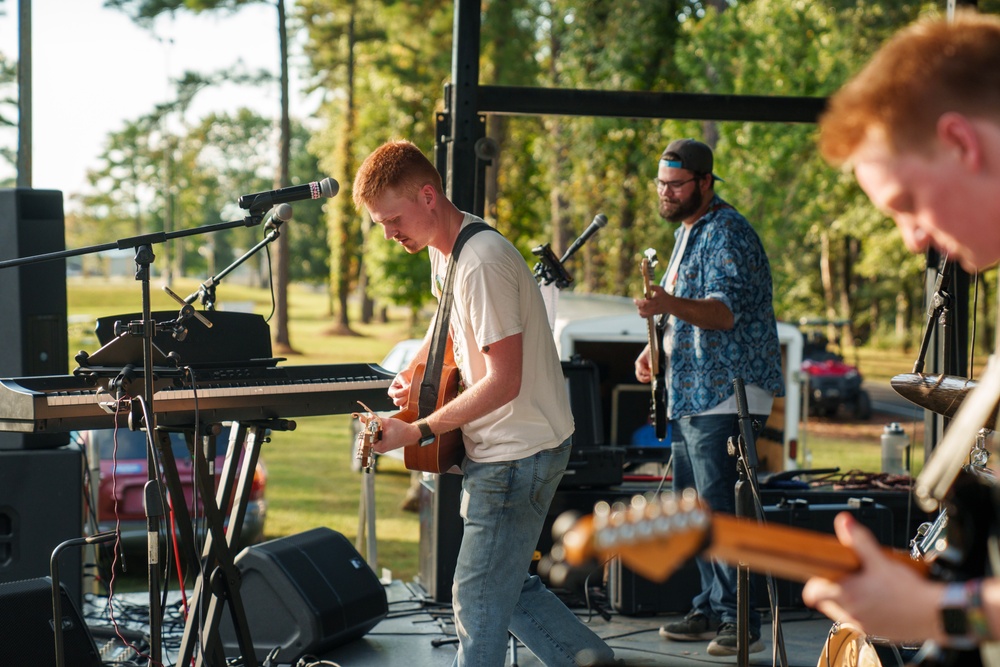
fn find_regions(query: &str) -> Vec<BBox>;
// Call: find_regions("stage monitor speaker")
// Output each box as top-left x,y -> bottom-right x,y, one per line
0,576 -> 101,667
220,527 -> 388,664
417,473 -> 463,603
0,448 -> 84,609
0,188 -> 68,450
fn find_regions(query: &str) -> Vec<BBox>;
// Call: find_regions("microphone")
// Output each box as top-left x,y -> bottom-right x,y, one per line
559,213 -> 608,263
238,177 -> 338,211
264,203 -> 294,231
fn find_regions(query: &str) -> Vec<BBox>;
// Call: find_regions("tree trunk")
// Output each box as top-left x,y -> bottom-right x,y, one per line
273,0 -> 295,353
819,231 -> 838,344
839,236 -> 856,349
895,289 -> 908,340
327,2 -> 358,336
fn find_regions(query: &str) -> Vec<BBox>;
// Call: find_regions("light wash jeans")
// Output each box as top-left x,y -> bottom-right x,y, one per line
671,413 -> 764,633
451,439 -> 615,667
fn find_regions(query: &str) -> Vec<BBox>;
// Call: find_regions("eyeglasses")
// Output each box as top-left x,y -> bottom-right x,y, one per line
654,177 -> 697,193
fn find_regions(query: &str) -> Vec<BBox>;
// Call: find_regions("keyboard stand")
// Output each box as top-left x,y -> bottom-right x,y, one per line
159,418 -> 293,667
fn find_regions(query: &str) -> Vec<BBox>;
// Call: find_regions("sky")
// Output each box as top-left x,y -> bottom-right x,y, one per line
0,0 -> 313,203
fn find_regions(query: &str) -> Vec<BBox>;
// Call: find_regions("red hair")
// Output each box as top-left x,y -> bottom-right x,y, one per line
352,140 -> 444,209
820,10 -> 1000,164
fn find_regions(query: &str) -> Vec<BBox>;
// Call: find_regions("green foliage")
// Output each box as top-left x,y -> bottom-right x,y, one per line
57,0 -> 996,346
665,0 -> 927,336
299,0 -> 453,316
0,52 -> 16,184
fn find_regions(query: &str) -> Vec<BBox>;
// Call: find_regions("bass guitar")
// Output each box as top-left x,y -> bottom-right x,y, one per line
641,248 -> 668,440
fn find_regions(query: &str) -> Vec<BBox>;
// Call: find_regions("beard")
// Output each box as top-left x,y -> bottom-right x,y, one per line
658,186 -> 704,224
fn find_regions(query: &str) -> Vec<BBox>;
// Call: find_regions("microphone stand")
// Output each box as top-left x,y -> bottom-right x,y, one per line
913,253 -> 951,374
1,210 -> 267,667
730,377 -> 788,667
531,219 -> 602,288
181,204 -> 293,310
531,243 -> 574,288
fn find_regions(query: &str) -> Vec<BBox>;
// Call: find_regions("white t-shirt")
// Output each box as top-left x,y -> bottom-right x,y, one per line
429,214 -> 574,463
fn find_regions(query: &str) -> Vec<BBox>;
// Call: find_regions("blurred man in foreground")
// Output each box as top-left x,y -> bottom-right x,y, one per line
802,10 -> 1000,651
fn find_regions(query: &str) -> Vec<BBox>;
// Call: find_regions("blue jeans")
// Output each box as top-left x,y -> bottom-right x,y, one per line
451,439 -> 615,667
671,413 -> 764,632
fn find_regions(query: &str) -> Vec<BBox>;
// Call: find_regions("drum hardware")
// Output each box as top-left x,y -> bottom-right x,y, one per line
909,428 -> 994,569
970,428 -> 993,473
890,373 -> 999,428
910,510 -> 950,563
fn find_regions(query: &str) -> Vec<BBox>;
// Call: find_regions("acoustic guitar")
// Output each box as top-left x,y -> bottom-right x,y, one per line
641,248 -> 668,440
392,360 -> 464,474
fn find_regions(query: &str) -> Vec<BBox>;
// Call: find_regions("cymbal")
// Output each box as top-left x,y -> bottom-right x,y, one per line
890,373 -> 999,425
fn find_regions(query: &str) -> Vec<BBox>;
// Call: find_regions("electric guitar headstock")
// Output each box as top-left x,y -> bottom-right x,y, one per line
351,401 -> 382,473
556,488 -> 929,585
559,488 -> 710,583
641,248 -> 658,299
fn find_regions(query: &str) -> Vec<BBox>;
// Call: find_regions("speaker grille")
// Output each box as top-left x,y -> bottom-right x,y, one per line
0,577 -> 101,667
0,188 -> 68,450
220,527 -> 387,663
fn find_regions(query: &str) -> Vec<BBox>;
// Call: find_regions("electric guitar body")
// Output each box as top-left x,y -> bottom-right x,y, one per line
641,248 -> 668,440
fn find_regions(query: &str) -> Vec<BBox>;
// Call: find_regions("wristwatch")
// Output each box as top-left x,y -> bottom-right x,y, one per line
939,580 -> 989,649
415,419 -> 435,446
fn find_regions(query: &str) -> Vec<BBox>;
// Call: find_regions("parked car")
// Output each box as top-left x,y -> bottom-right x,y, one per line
78,425 -> 267,561
378,338 -> 423,376
801,331 -> 872,420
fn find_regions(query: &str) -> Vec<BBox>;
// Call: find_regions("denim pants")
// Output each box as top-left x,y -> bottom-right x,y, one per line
451,439 -> 615,667
670,413 -> 764,631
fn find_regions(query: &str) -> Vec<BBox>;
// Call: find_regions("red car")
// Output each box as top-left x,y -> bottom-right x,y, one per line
78,425 -> 267,563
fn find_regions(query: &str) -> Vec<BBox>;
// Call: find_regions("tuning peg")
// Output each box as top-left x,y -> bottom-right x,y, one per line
542,554 -> 601,591
551,510 -> 582,543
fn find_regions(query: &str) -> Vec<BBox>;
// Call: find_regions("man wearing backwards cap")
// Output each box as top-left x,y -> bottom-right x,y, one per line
633,138 -> 784,656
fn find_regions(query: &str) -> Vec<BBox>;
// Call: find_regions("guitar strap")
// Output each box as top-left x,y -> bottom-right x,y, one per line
418,221 -> 498,418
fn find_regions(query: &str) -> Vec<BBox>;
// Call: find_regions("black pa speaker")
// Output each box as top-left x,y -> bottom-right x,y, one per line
0,188 -> 68,450
0,576 -> 101,667
0,448 -> 84,609
220,527 -> 388,663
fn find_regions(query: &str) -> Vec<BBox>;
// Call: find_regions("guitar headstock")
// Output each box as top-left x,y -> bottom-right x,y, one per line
558,488 -> 711,583
351,401 -> 382,473
641,248 -> 659,298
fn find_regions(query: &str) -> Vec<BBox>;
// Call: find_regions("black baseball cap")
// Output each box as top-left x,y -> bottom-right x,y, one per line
659,138 -> 723,181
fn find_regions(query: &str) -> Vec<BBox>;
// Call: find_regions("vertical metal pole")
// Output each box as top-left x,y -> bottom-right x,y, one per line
734,466 -> 751,667
448,0 -> 482,215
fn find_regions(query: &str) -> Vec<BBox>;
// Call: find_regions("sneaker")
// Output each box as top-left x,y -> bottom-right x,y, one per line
658,611 -> 719,641
706,622 -> 764,656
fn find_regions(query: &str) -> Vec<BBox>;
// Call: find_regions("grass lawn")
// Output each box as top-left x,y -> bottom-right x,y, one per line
68,277 -> 926,587
69,277 -> 425,584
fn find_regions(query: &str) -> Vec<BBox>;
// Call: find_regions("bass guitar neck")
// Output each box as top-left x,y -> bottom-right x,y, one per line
641,248 -> 668,440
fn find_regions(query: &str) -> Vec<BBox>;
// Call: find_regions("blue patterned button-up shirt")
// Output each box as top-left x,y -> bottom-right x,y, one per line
661,195 -> 784,417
